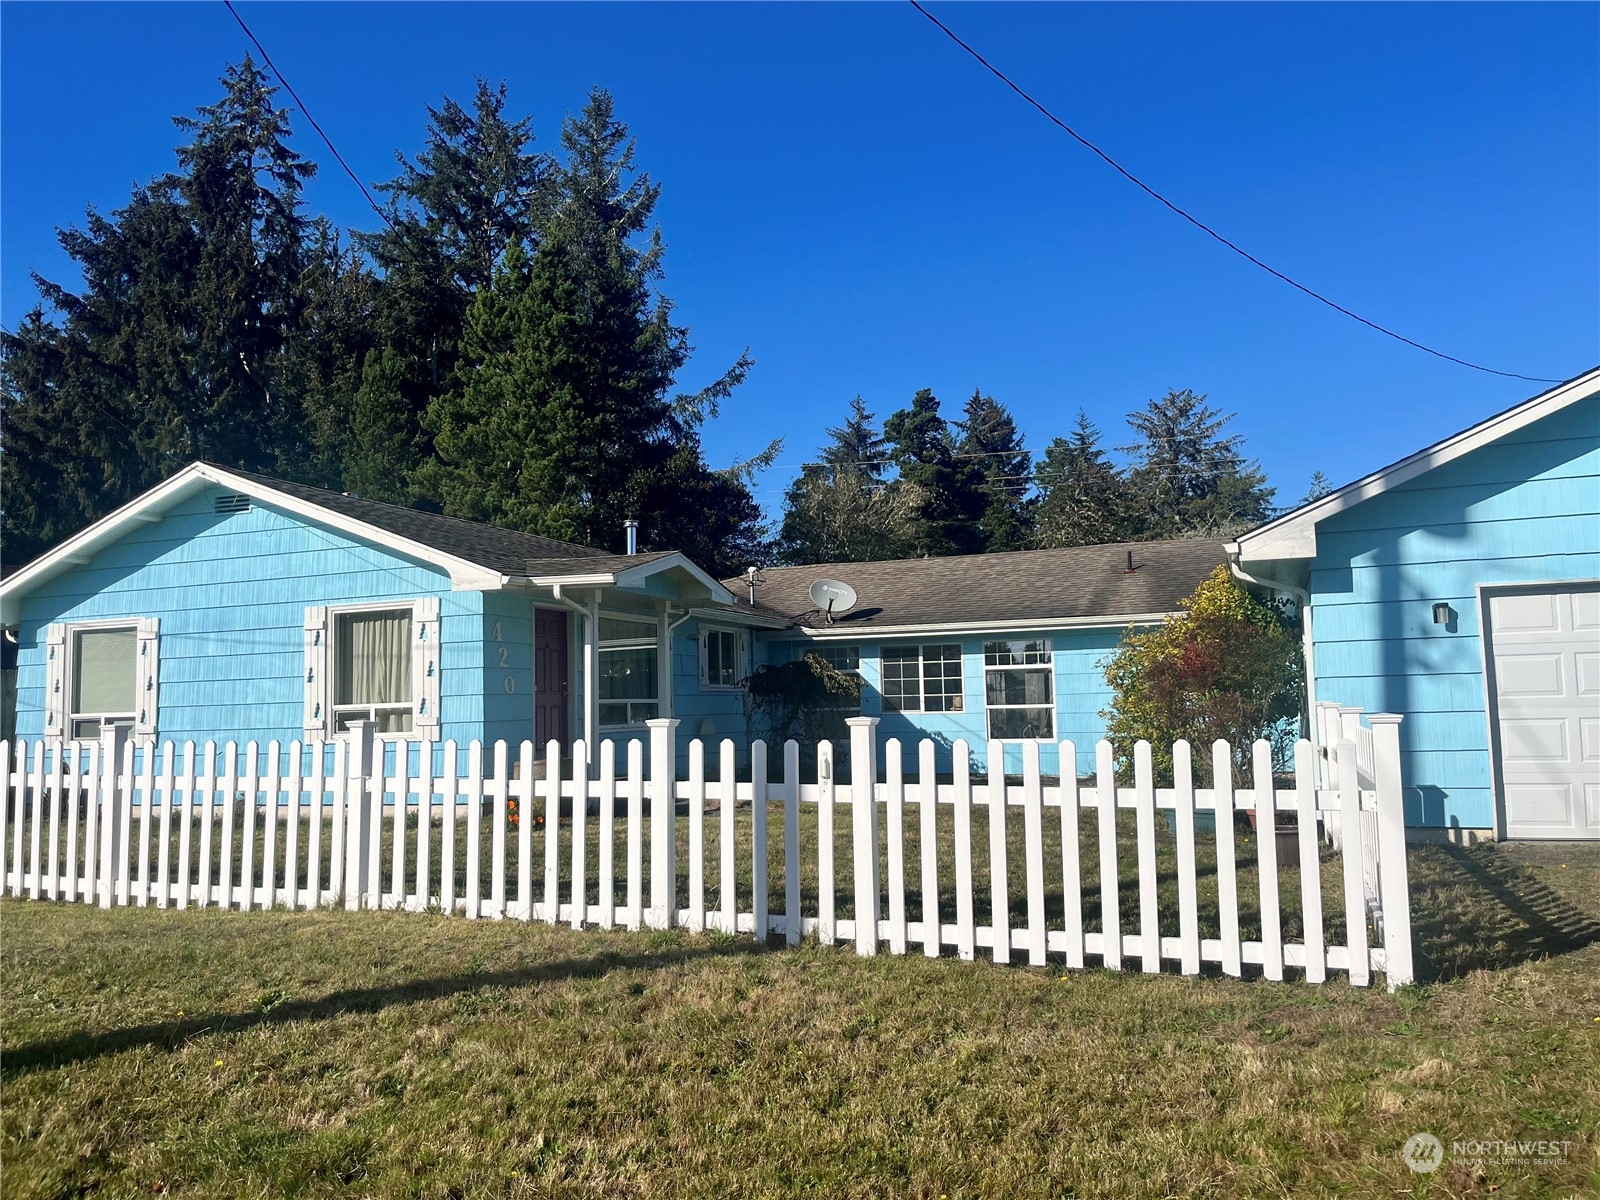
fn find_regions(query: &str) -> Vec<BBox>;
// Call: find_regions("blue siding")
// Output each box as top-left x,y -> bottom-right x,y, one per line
481,592 -> 534,748
1308,394 -> 1600,829
757,626 -> 1129,778
14,488 -> 488,747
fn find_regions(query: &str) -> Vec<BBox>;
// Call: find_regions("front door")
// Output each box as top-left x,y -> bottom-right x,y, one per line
534,608 -> 570,749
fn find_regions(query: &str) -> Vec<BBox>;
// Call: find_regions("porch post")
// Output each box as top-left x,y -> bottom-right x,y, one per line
657,602 -> 673,721
583,593 -> 600,752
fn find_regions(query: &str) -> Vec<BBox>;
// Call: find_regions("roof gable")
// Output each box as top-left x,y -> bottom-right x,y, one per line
1234,366 -> 1600,564
2,462 -> 734,622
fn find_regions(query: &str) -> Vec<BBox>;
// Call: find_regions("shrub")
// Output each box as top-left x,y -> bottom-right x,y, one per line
1100,565 -> 1303,782
743,652 -> 862,756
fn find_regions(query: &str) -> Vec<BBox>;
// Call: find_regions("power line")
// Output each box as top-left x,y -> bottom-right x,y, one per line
907,0 -> 1563,386
221,1 -> 392,228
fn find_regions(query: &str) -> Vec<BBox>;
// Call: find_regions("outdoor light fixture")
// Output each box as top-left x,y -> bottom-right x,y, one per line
1432,602 -> 1452,626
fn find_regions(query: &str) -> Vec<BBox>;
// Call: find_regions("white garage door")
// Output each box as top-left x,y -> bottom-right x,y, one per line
1487,584 -> 1600,840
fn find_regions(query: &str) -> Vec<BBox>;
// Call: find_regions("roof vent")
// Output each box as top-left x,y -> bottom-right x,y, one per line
213,493 -> 251,514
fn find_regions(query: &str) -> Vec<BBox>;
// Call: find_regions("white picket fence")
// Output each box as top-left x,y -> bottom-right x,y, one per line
1,714 -> 1415,989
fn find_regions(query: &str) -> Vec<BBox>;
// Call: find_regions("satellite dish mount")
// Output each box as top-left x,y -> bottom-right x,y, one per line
808,578 -> 859,625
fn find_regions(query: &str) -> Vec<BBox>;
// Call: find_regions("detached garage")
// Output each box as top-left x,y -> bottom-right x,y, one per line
1229,367 -> 1600,841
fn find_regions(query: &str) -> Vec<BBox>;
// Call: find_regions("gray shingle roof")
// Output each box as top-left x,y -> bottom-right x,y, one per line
220,467 -> 666,578
731,540 -> 1229,631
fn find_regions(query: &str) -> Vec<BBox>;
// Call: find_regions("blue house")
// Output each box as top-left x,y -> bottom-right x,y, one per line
1230,366 -> 1600,841
0,462 -> 773,765
0,461 -> 1225,775
731,540 -> 1228,778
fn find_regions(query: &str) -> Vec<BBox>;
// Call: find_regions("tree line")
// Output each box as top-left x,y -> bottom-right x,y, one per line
2,59 -> 1287,577
777,388 -> 1278,563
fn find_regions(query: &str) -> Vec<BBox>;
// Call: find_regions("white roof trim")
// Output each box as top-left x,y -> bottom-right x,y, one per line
790,611 -> 1178,641
611,552 -> 737,606
1,462 -> 514,623
1235,366 -> 1600,564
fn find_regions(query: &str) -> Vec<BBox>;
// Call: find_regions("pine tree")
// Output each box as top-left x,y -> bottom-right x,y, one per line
2,58 -> 343,563
955,389 -> 1033,551
777,397 -> 909,564
422,90 -> 769,576
357,80 -> 550,498
1032,411 -> 1137,548
1122,389 -> 1274,537
883,389 -> 990,557
1301,471 -> 1333,503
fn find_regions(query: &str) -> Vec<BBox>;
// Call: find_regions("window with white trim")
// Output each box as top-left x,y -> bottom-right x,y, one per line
70,626 -> 137,739
47,618 -> 160,742
808,644 -> 862,715
984,639 -> 1055,740
881,644 -> 963,713
333,609 -> 414,733
304,598 -> 440,739
699,626 -> 747,689
599,614 -> 659,727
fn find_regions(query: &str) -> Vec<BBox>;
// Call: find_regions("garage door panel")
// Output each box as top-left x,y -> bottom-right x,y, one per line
1574,590 -> 1600,631
1489,583 -> 1600,841
1500,718 -> 1570,763
1494,653 -> 1565,698
1491,592 -> 1559,633
1577,652 -> 1600,696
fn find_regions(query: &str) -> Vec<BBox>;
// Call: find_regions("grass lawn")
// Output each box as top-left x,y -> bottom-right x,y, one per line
2,840 -> 1597,1198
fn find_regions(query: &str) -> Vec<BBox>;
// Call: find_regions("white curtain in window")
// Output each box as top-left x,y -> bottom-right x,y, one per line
337,612 -> 412,705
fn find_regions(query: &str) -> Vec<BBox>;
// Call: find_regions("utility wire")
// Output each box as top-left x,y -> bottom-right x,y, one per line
222,0 -> 392,228
908,0 -> 1562,385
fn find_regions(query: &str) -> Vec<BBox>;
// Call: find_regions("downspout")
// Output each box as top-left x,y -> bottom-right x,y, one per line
1225,546 -> 1317,740
550,583 -> 602,751
661,606 -> 695,722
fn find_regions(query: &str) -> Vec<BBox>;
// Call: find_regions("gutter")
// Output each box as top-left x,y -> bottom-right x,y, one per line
790,610 -> 1181,641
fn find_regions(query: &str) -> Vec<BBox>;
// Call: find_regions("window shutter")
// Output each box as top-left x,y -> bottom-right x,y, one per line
413,596 -> 441,732
304,606 -> 329,739
134,617 -> 160,739
43,623 -> 66,738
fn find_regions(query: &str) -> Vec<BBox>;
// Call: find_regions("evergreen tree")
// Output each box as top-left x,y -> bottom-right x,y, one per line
1121,389 -> 1273,537
2,58 -> 344,563
955,389 -> 1033,550
422,89 -> 768,576
883,389 -> 989,557
356,80 -> 550,498
1301,471 -> 1333,504
777,397 -> 910,564
1032,411 -> 1138,548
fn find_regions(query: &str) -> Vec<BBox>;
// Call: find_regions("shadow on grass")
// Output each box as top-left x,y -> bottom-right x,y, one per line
1,936 -> 771,1077
1410,843 -> 1600,983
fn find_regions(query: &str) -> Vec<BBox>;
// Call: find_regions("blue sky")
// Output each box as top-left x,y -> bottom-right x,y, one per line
3,2 -> 1595,519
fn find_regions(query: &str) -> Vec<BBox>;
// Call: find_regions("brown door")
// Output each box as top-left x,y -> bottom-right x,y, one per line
534,608 -> 569,748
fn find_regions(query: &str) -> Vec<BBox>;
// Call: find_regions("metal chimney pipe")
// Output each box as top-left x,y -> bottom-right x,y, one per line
624,519 -> 638,556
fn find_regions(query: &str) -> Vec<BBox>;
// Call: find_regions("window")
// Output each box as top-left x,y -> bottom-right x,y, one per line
304,598 -> 438,740
700,626 -> 747,689
47,618 -> 159,742
333,610 -> 414,734
70,627 -> 137,739
599,615 -> 659,727
984,640 -> 1055,740
881,644 -> 963,713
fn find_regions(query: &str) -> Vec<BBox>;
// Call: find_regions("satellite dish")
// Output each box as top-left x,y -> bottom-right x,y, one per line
809,578 -> 858,623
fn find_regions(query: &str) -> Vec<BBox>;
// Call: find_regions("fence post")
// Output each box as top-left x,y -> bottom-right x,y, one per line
847,717 -> 881,956
98,726 -> 128,908
646,718 -> 680,929
1368,714 -> 1413,990
344,720 -> 375,911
